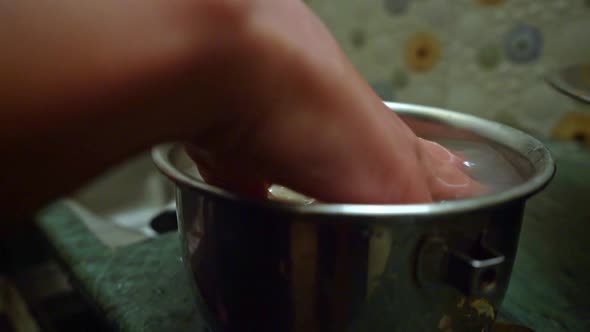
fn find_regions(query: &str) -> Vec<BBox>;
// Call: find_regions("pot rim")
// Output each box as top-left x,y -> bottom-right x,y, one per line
152,102 -> 556,217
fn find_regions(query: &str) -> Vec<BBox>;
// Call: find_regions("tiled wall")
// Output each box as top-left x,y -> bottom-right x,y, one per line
307,0 -> 590,138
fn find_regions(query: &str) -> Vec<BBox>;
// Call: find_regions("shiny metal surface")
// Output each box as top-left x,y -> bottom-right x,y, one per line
546,63 -> 590,104
153,102 -> 555,332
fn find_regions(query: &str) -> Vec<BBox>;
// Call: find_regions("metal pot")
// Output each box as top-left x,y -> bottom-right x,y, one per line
152,102 -> 555,332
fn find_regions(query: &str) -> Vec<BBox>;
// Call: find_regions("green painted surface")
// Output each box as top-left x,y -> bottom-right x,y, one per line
500,142 -> 590,331
37,206 -> 203,332
36,141 -> 590,332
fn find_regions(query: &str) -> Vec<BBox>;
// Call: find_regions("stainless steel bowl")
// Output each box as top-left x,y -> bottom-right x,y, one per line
153,102 -> 555,332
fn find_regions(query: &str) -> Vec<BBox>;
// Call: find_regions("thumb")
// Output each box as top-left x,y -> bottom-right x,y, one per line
185,144 -> 270,199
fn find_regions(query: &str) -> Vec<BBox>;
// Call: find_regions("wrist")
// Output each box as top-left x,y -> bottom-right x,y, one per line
147,0 -> 262,140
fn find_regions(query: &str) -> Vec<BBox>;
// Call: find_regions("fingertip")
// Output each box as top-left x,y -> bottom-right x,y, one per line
184,144 -> 270,199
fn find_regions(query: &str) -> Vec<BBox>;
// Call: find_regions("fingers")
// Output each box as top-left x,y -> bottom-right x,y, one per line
418,138 -> 468,169
186,136 -> 487,204
418,138 -> 488,201
185,144 -> 270,199
180,1 -> 481,205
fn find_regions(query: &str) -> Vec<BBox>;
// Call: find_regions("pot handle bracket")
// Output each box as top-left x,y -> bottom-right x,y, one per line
416,236 -> 505,297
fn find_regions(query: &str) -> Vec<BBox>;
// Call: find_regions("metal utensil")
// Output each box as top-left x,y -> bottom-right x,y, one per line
546,63 -> 590,104
153,102 -> 555,332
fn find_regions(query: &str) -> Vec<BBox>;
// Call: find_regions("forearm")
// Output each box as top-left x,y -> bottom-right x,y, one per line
0,0 -> 243,217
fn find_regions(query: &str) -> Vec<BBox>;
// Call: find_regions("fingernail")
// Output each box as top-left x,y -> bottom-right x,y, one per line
435,174 -> 470,188
420,138 -> 457,163
432,165 -> 470,188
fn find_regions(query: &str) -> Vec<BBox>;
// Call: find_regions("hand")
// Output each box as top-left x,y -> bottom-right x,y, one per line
184,0 -> 483,204
417,139 -> 486,201
0,0 -> 482,217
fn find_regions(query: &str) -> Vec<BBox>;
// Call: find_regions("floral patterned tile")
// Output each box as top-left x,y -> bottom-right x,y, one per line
306,0 -> 590,138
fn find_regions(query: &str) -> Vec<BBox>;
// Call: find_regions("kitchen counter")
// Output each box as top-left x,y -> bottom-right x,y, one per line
36,141 -> 590,332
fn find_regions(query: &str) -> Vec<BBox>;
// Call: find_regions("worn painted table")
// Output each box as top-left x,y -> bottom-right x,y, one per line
36,141 -> 590,332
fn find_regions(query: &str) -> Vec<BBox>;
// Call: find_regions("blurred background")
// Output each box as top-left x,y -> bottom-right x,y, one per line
307,0 -> 590,141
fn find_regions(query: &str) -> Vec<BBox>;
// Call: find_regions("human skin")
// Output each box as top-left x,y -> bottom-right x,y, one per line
0,0 -> 480,219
